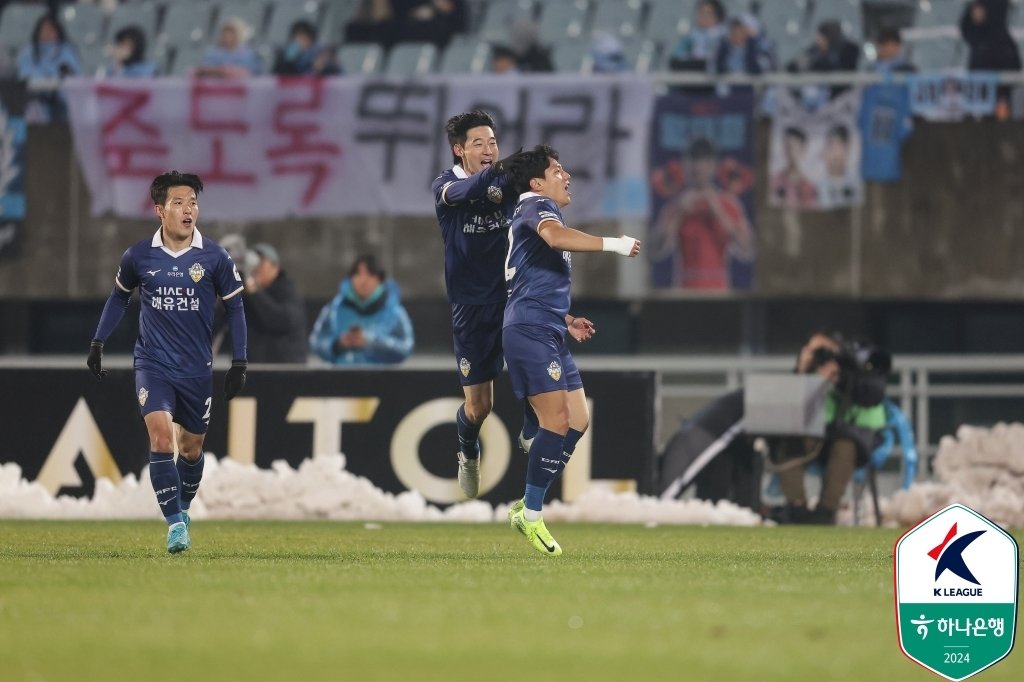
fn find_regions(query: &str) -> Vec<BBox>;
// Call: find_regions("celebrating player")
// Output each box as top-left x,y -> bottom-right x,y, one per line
86,171 -> 248,554
499,145 -> 640,556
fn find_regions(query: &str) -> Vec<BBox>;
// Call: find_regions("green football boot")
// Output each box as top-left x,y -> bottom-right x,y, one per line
509,508 -> 562,557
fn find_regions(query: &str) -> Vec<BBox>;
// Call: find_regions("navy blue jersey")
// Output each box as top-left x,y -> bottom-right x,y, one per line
431,164 -> 517,305
503,193 -> 572,333
115,229 -> 243,378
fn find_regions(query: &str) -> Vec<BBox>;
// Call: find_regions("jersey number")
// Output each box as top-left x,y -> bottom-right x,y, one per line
504,230 -> 516,283
203,397 -> 211,423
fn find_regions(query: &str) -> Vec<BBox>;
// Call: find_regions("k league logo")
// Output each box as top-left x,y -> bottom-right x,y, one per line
895,504 -> 1019,681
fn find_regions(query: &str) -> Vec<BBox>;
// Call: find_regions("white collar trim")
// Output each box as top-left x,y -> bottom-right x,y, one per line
151,228 -> 204,257
519,191 -> 543,201
452,164 -> 469,179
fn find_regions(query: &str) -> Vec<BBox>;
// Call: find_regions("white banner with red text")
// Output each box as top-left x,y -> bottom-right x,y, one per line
63,75 -> 653,221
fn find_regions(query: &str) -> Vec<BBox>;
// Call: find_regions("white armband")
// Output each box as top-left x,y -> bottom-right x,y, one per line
602,236 -> 636,256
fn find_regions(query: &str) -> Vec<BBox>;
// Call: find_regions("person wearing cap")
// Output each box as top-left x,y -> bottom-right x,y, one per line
243,243 -> 308,364
309,254 -> 414,365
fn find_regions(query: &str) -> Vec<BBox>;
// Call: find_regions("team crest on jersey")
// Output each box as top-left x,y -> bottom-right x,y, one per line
459,357 -> 471,377
487,185 -> 503,204
189,262 -> 205,282
547,361 -> 562,381
138,387 -> 149,407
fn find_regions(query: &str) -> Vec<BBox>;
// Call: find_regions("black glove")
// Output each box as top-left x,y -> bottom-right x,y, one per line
87,340 -> 106,379
224,360 -> 247,400
492,147 -> 523,176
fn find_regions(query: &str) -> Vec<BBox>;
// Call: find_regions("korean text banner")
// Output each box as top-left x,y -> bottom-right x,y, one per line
768,87 -> 864,211
647,90 -> 756,290
63,75 -> 653,221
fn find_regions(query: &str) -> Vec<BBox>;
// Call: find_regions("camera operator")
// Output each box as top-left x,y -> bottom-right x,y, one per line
771,331 -> 888,524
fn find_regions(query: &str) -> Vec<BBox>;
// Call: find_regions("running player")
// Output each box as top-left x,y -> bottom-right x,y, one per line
499,145 -> 640,556
87,171 -> 248,553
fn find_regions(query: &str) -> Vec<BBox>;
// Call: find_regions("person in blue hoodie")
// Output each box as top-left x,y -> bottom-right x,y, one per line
310,254 -> 414,365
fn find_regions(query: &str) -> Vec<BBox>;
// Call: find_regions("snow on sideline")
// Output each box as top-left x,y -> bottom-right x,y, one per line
0,453 -> 763,526
880,422 -> 1024,529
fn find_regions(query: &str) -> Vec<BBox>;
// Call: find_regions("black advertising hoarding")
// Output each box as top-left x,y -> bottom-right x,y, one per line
0,367 -> 656,505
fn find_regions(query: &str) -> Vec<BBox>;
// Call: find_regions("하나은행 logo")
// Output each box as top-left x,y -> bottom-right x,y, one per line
894,504 -> 1019,681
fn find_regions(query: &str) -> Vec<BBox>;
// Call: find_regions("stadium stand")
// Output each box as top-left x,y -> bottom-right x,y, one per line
58,2 -> 106,51
590,0 -> 645,41
537,0 -> 592,44
384,41 -> 438,76
338,41 -> 384,74
0,3 -> 49,55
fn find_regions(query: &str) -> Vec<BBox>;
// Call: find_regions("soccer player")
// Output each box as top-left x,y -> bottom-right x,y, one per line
499,145 -> 640,556
86,171 -> 248,554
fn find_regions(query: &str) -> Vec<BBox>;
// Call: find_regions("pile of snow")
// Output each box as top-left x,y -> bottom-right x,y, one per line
0,453 -> 763,526
881,422 -> 1024,528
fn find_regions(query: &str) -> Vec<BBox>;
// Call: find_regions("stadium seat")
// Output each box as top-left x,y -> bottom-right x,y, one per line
590,0 -> 644,41
159,0 -> 215,51
438,40 -> 490,73
537,0 -> 591,44
59,3 -> 106,49
77,40 -> 106,78
266,0 -> 323,47
0,3 -> 49,54
168,44 -> 207,76
908,36 -> 965,69
384,42 -> 438,76
337,42 -> 384,74
321,0 -> 361,44
914,0 -> 964,28
644,0 -> 699,52
213,0 -> 270,42
551,40 -> 592,73
107,2 -> 160,46
478,0 -> 536,42
622,39 -> 657,73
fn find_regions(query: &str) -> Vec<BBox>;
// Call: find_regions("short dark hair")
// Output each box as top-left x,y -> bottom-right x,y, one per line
150,171 -> 204,205
784,126 -> 807,143
827,125 -> 850,144
349,254 -> 386,280
877,26 -> 902,46
289,19 -> 317,42
445,110 -> 496,165
502,144 -> 559,196
688,137 -> 716,160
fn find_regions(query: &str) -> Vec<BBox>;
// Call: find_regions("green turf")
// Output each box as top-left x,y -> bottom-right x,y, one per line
0,522 -> 1020,682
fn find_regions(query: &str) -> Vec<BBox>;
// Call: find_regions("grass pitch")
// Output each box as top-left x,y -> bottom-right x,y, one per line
1,521 -> 1020,682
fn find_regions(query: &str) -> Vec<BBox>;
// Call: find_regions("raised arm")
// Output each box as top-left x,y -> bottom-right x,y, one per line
537,219 -> 641,256
436,165 -> 501,206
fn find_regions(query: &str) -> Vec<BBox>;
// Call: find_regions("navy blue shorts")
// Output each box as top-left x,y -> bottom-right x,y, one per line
502,323 -> 582,400
134,367 -> 213,435
451,302 -> 505,386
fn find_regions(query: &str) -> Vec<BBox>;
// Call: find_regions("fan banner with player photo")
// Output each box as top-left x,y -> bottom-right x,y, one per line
647,90 -> 756,291
0,80 -> 27,260
767,87 -> 864,212
62,75 -> 653,222
908,73 -> 999,122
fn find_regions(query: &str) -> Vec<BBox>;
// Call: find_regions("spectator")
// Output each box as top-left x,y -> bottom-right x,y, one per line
16,12 -> 80,80
714,13 -> 775,76
591,32 -> 628,73
505,19 -> 554,73
16,12 -> 80,123
310,255 -> 414,365
872,26 -> 915,74
789,20 -> 860,73
272,20 -> 342,76
960,0 -> 1022,72
243,243 -> 308,364
102,25 -> 158,78
346,0 -> 467,50
669,0 -> 727,72
196,17 -> 263,78
490,44 -> 521,74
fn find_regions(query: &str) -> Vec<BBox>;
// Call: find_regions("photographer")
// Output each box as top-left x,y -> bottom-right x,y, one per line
771,332 -> 888,524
